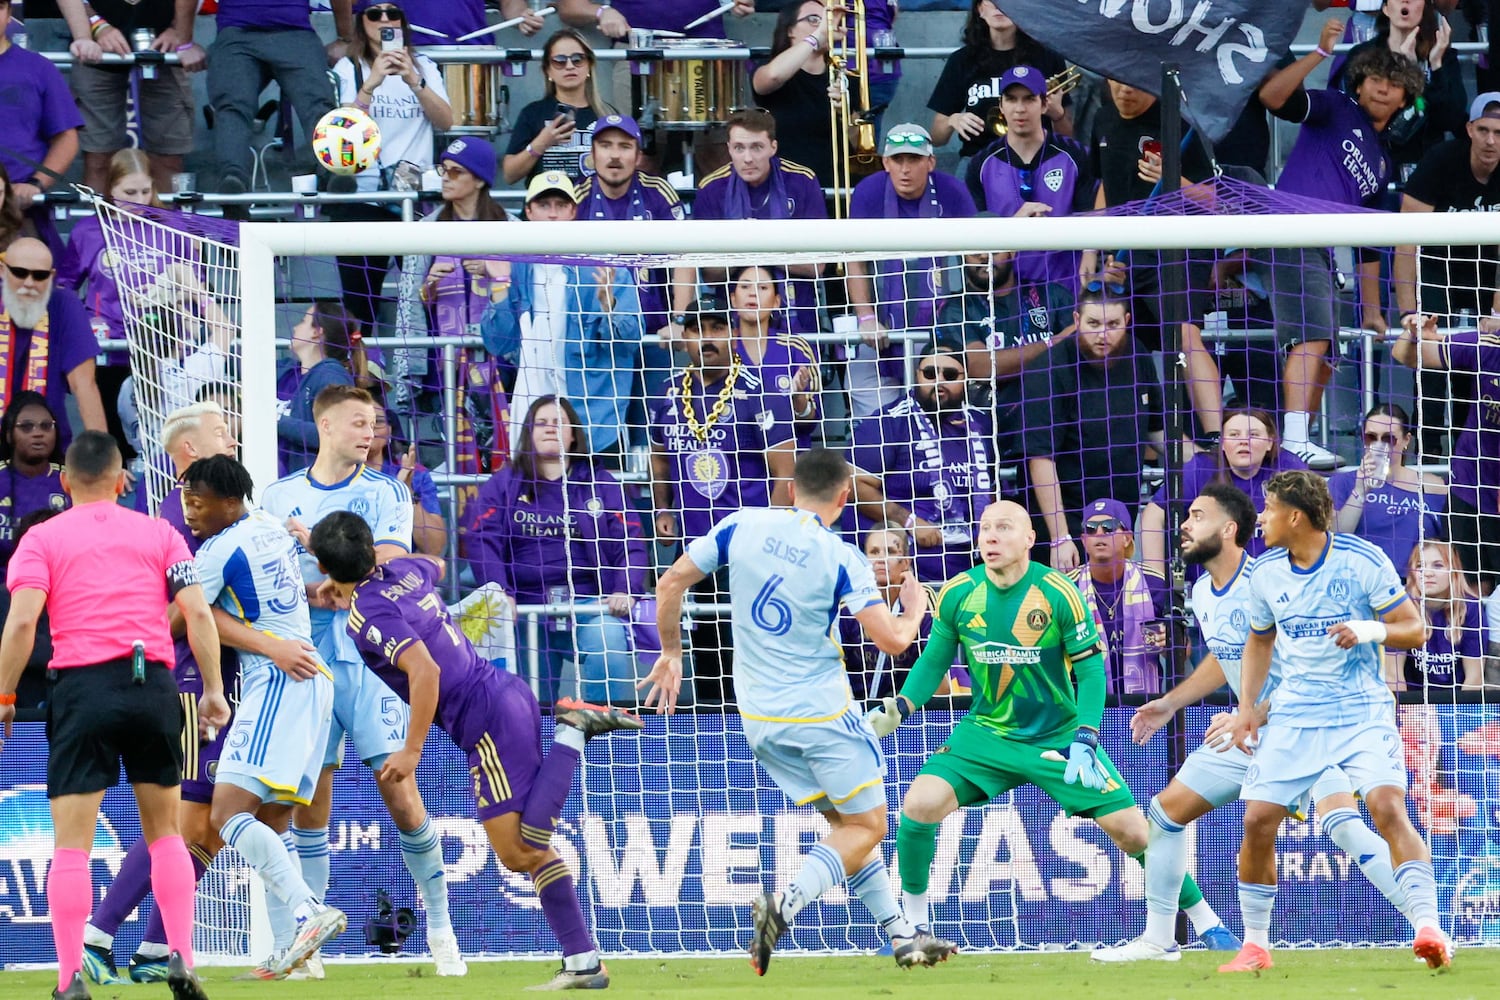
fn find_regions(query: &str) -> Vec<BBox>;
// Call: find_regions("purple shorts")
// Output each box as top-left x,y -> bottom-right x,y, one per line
175,651 -> 238,805
460,671 -> 542,822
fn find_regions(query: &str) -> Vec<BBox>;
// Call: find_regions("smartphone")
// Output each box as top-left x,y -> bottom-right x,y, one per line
1141,138 -> 1163,158
380,26 -> 402,51
555,103 -> 577,124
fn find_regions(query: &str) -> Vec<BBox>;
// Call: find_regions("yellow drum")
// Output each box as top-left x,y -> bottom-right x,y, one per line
643,38 -> 746,129
431,47 -> 505,134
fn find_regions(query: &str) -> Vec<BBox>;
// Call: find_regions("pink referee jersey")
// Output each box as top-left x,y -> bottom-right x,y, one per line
6,500 -> 195,669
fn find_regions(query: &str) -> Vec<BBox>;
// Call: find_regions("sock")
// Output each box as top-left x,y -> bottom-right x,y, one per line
1393,860 -> 1441,931
520,741 -> 582,852
82,924 -> 112,950
146,836 -> 197,967
554,723 -> 586,752
782,843 -> 844,923
140,844 -> 211,948
89,838 -> 151,939
292,826 -> 330,903
1142,798 -> 1187,946
902,889 -> 930,930
1238,881 -> 1277,949
223,814 -> 317,914
847,858 -> 915,939
1129,846 -> 1211,931
1322,807 -> 1407,912
531,857 -> 596,962
398,818 -> 452,933
896,815 -> 938,898
49,848 -> 92,991
134,940 -> 170,960
266,831 -> 299,951
1283,411 -> 1310,444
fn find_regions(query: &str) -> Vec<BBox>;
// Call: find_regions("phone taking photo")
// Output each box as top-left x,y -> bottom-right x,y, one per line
555,103 -> 577,125
380,26 -> 403,51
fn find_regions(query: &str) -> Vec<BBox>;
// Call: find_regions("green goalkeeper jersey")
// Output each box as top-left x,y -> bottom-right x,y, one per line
900,561 -> 1106,746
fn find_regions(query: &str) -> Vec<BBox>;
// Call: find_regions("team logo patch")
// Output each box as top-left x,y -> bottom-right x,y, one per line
207,762 -> 218,779
755,409 -> 776,431
932,480 -> 953,511
1230,608 -> 1249,633
1027,608 -> 1050,632
49,493 -> 66,511
585,497 -> 604,517
777,375 -> 792,391
688,449 -> 729,500
366,624 -> 383,645
1043,168 -> 1064,193
1327,578 -> 1351,603
349,498 -> 371,517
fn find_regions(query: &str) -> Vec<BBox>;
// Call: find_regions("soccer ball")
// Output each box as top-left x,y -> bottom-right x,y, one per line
312,107 -> 382,175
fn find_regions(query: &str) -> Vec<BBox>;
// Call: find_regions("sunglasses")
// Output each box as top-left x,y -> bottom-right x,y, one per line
885,132 -> 928,148
1363,432 -> 1399,445
920,364 -> 964,381
438,163 -> 470,179
4,263 -> 54,282
363,6 -> 403,20
1083,518 -> 1122,534
549,52 -> 588,67
1084,279 -> 1127,295
16,420 -> 56,433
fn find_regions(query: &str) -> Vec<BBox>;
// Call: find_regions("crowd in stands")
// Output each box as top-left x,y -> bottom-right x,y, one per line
2,0 -> 1500,707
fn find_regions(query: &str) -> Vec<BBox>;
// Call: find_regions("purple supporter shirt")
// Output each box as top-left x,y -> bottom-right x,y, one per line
1273,88 -> 1390,208
740,329 -> 819,446
215,0 -> 316,32
612,0 -> 733,36
56,215 -> 193,358
972,134 -> 1092,287
5,295 -> 102,451
848,171 -> 975,334
1328,471 -> 1446,578
399,0 -> 486,43
836,588 -> 934,699
0,462 -> 66,570
574,172 -> 683,332
0,46 -> 84,184
1151,452 -> 1308,561
649,366 -> 796,543
1445,330 -> 1500,515
1404,599 -> 1486,688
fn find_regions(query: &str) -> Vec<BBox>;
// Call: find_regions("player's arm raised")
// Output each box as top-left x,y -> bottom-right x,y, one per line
1132,652 -> 1229,745
379,639 -> 440,784
641,553 -> 708,714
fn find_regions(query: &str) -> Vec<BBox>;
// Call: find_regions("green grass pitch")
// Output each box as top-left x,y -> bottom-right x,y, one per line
4,950 -> 1495,1000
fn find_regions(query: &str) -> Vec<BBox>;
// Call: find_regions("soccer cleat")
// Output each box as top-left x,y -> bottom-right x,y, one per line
522,963 -> 610,990
1285,439 -> 1340,471
81,943 -> 126,985
233,951 -> 286,982
1091,936 -> 1182,963
748,891 -> 789,976
1413,925 -> 1453,969
53,973 -> 91,1000
892,927 -> 959,968
1198,924 -> 1242,951
286,952 -> 324,980
273,907 -> 347,978
555,698 -> 645,739
166,951 -> 210,1000
1217,942 -> 1275,972
128,953 -> 171,983
429,928 -> 468,977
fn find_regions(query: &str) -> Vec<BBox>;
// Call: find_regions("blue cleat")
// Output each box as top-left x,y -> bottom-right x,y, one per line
81,943 -> 126,985
129,953 -> 171,983
1199,924 -> 1242,951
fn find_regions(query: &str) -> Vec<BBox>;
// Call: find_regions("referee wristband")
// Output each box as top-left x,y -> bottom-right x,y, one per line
0,693 -> 16,706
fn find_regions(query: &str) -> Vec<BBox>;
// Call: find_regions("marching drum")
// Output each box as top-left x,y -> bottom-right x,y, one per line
430,47 -> 507,135
640,38 -> 746,129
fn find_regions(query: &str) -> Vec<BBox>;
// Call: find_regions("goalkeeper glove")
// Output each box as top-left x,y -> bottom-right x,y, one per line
1062,726 -> 1110,791
865,696 -> 910,738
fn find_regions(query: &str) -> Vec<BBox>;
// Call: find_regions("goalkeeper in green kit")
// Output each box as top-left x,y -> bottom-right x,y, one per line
867,501 -> 1239,948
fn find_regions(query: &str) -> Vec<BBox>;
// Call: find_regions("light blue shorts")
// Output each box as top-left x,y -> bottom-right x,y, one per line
1242,718 -> 1407,807
218,666 -> 334,806
1175,740 -> 1254,809
742,711 -> 887,815
322,654 -> 410,768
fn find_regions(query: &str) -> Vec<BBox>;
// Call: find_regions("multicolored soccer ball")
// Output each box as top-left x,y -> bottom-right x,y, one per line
312,107 -> 382,175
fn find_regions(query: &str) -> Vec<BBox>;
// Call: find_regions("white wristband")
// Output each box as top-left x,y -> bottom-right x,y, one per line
1343,620 -> 1388,645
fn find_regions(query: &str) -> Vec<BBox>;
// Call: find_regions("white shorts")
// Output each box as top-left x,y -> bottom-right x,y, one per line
218,666 -> 334,806
1175,740 -> 1253,809
743,711 -> 887,815
317,607 -> 409,767
1242,718 -> 1407,807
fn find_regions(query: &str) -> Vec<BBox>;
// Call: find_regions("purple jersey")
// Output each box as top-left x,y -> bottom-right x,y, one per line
574,172 -> 683,331
1328,472 -> 1446,577
1404,599 -> 1486,688
216,0 -> 315,31
836,586 -> 934,699
1274,88 -> 1391,208
849,171 -> 976,333
970,134 -> 1093,287
0,463 -> 67,570
1151,452 -> 1308,562
398,0 -> 486,43
0,45 -> 84,184
649,365 -> 796,543
1445,330 -> 1500,514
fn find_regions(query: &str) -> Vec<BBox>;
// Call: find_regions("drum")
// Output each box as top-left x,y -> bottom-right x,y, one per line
643,38 -> 746,129
431,48 -> 504,134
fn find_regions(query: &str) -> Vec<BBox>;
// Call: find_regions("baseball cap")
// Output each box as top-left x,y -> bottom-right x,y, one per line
593,113 -> 643,144
525,170 -> 578,204
1470,91 -> 1500,123
438,137 -> 496,189
1083,498 -> 1133,532
683,295 -> 732,330
882,123 -> 934,157
999,65 -> 1047,97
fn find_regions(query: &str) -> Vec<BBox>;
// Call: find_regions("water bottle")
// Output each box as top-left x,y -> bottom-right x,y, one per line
1364,441 -> 1391,491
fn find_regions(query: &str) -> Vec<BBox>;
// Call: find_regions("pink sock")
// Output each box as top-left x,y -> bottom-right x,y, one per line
148,835 -> 196,966
48,848 -> 92,992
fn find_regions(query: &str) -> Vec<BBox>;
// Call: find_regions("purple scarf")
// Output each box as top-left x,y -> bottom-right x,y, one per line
1073,562 -> 1161,694
724,160 -> 792,221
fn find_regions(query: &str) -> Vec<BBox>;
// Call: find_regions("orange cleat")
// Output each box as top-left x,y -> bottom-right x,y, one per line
1413,926 -> 1453,969
1217,942 -> 1275,973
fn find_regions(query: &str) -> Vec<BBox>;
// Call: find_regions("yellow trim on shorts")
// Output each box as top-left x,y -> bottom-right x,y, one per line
793,791 -> 831,807
827,777 -> 882,805
741,705 -> 850,724
254,775 -> 312,806
179,694 -> 199,780
476,734 -> 512,802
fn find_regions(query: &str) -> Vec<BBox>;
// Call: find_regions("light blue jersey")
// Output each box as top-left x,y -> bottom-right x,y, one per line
1189,553 -> 1279,704
1246,533 -> 1407,727
687,507 -> 884,723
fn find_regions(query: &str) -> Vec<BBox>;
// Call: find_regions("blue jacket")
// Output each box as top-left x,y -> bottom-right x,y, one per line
277,357 -> 354,472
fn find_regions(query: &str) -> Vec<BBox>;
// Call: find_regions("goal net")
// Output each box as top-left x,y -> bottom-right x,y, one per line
89,177 -> 1500,960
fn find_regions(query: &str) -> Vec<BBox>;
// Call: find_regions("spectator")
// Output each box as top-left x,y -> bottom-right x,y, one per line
1392,92 -> 1500,459
3,507 -> 61,710
682,109 -> 827,340
466,395 -> 647,704
559,0 -> 751,41
846,123 -> 976,417
850,348 -> 994,583
1259,25 -> 1423,469
728,264 -> 820,443
1331,402 -> 1446,579
1390,541 -> 1485,691
0,0 -> 83,258
206,0 -> 345,198
1020,281 -> 1163,572
331,0 -> 454,332
502,29 -> 612,185
0,390 -> 67,570
1138,408 -> 1307,578
927,0 -> 1065,162
0,238 -> 106,445
1070,498 -> 1166,695
836,524 -> 935,699
0,163 -> 27,251
369,400 -> 445,556
276,301 -> 357,472
752,0 -> 840,190
57,0 -> 200,195
480,170 -> 642,457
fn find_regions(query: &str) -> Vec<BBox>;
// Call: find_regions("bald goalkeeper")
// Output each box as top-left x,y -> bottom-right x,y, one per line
866,501 -> 1231,941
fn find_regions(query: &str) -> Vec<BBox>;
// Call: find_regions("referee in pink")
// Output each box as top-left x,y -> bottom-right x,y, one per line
0,432 -> 229,1000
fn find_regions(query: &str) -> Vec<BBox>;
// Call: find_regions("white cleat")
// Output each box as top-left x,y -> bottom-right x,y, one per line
429,928 -> 468,977
287,952 -> 325,980
1091,936 -> 1182,963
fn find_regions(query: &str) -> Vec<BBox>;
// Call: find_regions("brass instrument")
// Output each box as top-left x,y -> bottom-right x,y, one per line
984,65 -> 1081,139
827,0 -> 872,219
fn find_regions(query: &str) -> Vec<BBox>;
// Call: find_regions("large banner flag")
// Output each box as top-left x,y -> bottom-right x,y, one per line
1004,0 -> 1307,142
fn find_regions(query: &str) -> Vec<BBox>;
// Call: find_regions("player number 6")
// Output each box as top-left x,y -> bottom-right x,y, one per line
750,575 -> 793,637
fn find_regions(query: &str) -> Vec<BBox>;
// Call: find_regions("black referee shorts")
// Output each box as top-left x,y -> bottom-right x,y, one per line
46,658 -> 184,798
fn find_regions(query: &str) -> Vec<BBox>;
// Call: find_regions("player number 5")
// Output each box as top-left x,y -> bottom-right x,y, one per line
750,575 -> 793,636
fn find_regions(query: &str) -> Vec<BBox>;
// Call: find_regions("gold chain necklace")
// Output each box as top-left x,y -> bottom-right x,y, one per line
680,355 -> 742,444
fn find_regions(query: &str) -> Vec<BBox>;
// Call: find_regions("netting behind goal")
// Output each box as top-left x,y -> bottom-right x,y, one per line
92,180 -> 1500,958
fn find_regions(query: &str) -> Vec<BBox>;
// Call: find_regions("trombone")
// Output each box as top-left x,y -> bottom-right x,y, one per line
827,0 -> 873,219
984,65 -> 1082,139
